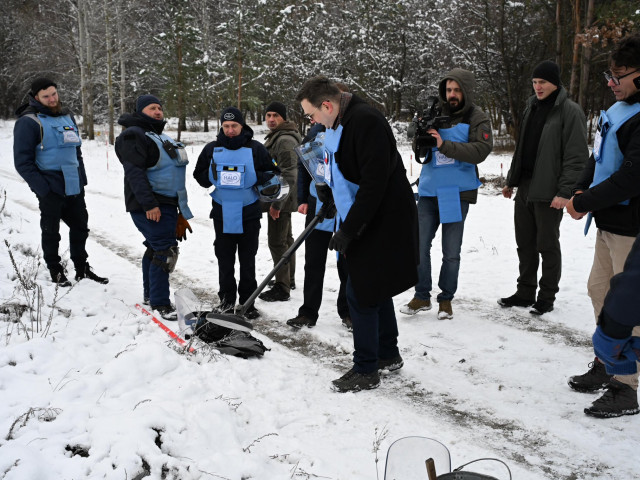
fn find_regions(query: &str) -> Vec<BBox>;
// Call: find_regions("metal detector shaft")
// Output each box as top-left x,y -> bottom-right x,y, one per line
239,203 -> 332,315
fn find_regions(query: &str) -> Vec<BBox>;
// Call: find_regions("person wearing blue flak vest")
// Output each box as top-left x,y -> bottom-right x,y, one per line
193,107 -> 281,321
13,77 -> 109,287
566,32 -> 640,417
402,68 -> 493,320
296,76 -> 418,393
286,125 -> 350,330
116,94 -> 193,320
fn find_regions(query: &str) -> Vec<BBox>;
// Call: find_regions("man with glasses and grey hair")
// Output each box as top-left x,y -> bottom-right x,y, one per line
566,32 -> 640,418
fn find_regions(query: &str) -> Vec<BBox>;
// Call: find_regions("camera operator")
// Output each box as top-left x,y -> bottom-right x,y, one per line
402,68 -> 492,319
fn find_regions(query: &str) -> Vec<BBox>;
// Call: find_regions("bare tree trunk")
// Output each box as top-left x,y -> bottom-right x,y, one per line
237,49 -> 243,109
104,0 -> 115,145
555,0 -> 562,65
84,2 -> 95,140
77,0 -> 88,137
116,0 -> 126,116
578,0 -> 595,111
569,0 -> 581,99
177,38 -> 185,141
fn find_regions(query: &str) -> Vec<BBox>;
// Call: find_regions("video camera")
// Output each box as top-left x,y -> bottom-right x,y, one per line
411,95 -> 451,162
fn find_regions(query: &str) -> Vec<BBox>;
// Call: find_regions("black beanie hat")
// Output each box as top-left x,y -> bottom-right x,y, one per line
532,60 -> 561,86
30,77 -> 57,96
136,94 -> 162,113
265,101 -> 287,120
220,106 -> 246,126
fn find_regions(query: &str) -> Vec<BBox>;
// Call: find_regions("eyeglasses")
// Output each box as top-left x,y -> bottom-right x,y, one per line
304,104 -> 322,121
603,69 -> 639,86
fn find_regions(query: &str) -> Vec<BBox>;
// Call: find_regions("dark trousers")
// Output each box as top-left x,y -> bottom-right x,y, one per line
38,192 -> 89,271
267,212 -> 295,292
514,180 -> 563,303
213,218 -> 260,306
347,276 -> 400,374
298,218 -> 349,321
131,206 -> 178,306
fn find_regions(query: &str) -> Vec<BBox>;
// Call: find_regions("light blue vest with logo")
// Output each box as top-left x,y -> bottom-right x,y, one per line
323,125 -> 359,225
33,114 -> 82,196
145,132 -> 193,220
209,147 -> 259,234
417,123 -> 481,223
591,101 -> 640,195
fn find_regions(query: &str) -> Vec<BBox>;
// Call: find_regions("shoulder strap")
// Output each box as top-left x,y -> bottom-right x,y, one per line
23,113 -> 44,144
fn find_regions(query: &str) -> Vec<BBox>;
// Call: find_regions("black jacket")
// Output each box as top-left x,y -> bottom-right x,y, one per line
334,95 -> 419,306
13,96 -> 87,199
115,112 -> 177,212
193,126 -> 276,224
573,92 -> 640,237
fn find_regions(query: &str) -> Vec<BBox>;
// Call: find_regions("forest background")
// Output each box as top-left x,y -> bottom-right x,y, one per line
0,0 -> 638,146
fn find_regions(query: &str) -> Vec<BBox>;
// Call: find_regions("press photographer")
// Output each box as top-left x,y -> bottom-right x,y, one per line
401,68 -> 493,321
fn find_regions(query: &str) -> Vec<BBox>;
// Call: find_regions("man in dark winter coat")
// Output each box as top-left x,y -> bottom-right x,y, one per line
565,32 -> 640,417
258,101 -> 301,302
193,107 -> 280,320
296,75 -> 418,393
499,61 -> 588,315
402,68 -> 492,320
13,77 -> 108,286
115,94 -> 192,320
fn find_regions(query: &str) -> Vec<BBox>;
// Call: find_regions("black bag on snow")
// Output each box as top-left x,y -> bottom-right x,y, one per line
193,320 -> 269,359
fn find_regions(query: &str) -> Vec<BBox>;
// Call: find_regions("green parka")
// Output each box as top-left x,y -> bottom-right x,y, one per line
506,87 -> 588,201
263,120 -> 301,212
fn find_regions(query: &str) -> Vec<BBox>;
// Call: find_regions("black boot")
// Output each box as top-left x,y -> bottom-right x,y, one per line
584,378 -> 639,418
49,265 -> 72,287
75,263 -> 109,284
568,358 -> 612,392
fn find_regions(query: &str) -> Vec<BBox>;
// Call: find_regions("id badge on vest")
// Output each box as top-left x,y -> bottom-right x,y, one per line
219,167 -> 243,187
62,127 -> 81,144
593,110 -> 609,163
434,150 -> 456,167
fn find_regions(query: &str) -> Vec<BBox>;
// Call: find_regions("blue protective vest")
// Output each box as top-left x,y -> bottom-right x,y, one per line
323,125 -> 359,225
209,147 -> 259,234
32,114 -> 82,196
310,182 -> 337,232
592,101 -> 640,193
417,123 -> 481,223
145,132 -> 193,220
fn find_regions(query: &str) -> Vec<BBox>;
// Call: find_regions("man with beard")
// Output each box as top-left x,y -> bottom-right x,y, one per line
258,101 -> 301,302
498,61 -> 587,316
402,68 -> 492,319
296,76 -> 418,393
13,77 -> 109,286
115,95 -> 193,320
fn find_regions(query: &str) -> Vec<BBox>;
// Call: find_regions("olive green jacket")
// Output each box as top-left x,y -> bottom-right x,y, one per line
263,121 -> 301,212
507,87 -> 588,201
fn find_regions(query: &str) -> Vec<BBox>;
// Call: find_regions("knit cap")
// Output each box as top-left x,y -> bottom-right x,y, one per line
30,77 -> 57,96
265,101 -> 287,120
532,61 -> 561,86
220,106 -> 246,126
136,94 -> 162,113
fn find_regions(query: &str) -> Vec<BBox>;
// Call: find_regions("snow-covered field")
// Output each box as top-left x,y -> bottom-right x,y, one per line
0,118 -> 636,480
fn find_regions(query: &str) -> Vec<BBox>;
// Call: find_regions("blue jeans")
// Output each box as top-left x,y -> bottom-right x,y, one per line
131,206 -> 178,306
347,277 -> 400,374
415,196 -> 469,302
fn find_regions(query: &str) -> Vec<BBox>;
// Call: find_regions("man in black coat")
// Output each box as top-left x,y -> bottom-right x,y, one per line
296,75 -> 419,393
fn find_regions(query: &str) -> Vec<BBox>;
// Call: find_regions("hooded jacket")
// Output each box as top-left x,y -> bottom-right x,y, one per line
506,86 -> 588,202
115,112 -> 178,212
263,120 -> 301,212
194,125 -> 276,224
436,68 -> 493,204
13,95 -> 87,198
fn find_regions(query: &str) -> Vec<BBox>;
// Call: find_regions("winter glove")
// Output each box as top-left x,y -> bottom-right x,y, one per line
315,182 -> 334,205
317,201 -> 336,220
176,214 -> 192,241
328,229 -> 352,255
592,326 -> 640,376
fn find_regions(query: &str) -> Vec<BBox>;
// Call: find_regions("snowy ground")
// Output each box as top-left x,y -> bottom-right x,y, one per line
0,118 -> 637,480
